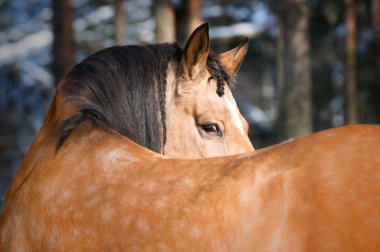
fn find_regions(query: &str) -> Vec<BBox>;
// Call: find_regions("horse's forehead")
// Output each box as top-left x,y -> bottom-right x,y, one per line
193,84 -> 245,133
223,95 -> 245,134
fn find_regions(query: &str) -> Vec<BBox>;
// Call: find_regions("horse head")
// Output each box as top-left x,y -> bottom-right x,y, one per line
40,23 -> 253,159
165,23 -> 254,158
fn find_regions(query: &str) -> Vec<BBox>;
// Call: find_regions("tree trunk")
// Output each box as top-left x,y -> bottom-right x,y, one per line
277,0 -> 313,139
187,0 -> 202,36
344,0 -> 359,124
372,0 -> 380,83
276,3 -> 286,139
153,0 -> 176,43
175,0 -> 202,42
52,0 -> 75,86
114,0 -> 125,45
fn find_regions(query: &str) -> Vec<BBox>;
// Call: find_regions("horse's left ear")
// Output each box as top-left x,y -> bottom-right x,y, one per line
218,38 -> 249,75
182,23 -> 210,80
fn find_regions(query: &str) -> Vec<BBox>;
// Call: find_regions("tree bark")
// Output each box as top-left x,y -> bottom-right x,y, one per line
187,0 -> 202,36
52,0 -> 75,86
114,0 -> 125,45
372,0 -> 380,83
276,2 -> 286,139
153,0 -> 176,43
277,0 -> 313,139
175,0 -> 202,42
344,0 -> 359,124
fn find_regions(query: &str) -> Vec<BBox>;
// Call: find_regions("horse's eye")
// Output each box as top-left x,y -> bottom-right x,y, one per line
200,123 -> 222,137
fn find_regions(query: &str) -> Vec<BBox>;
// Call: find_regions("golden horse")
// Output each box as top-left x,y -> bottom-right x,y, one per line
1,24 -> 380,251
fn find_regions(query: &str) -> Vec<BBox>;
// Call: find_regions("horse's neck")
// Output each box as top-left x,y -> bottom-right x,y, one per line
9,90 -> 95,192
2,124 -> 54,205
3,120 -> 157,210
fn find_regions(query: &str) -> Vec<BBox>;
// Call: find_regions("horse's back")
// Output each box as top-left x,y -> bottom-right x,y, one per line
243,124 -> 380,252
1,124 -> 380,251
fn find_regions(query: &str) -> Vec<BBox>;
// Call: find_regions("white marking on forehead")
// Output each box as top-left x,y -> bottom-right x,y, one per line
224,96 -> 244,134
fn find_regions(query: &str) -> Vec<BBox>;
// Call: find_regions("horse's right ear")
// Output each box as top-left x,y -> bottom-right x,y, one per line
182,23 -> 210,80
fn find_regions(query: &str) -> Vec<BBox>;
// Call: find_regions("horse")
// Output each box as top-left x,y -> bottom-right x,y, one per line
1,23 -> 253,211
1,24 -> 380,251
49,23 -> 253,159
1,121 -> 379,251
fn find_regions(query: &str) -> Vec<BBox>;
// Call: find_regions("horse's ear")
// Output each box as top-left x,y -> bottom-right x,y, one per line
218,37 -> 249,76
182,23 -> 210,80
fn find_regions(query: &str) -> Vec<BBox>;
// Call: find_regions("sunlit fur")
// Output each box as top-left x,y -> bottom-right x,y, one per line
1,123 -> 379,251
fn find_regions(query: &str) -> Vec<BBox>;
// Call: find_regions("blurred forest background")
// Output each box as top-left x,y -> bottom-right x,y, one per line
0,0 -> 379,208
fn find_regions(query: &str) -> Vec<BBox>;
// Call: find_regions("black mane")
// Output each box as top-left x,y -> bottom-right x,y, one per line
56,43 -> 233,153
